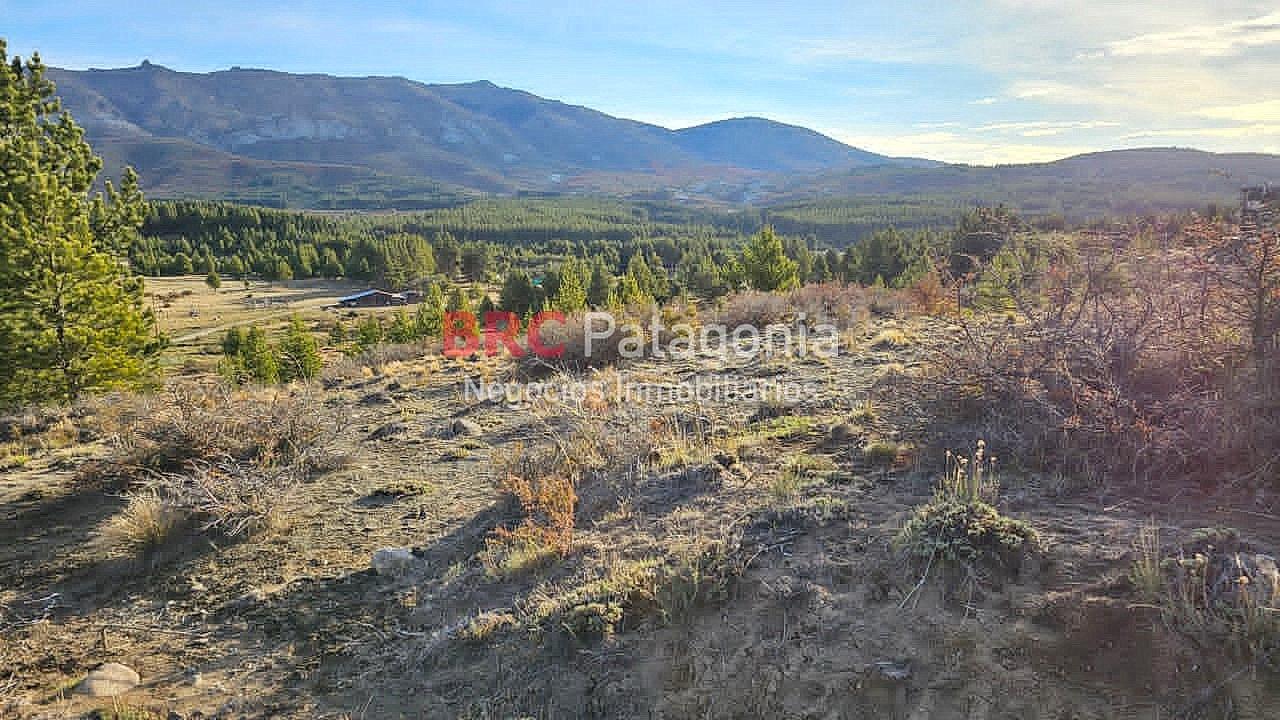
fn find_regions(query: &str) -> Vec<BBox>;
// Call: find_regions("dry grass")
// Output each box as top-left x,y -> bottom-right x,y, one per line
868,328 -> 912,350
83,384 -> 346,555
1129,518 -> 1163,603
99,491 -> 185,556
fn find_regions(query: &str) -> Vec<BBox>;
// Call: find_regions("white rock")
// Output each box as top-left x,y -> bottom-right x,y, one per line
372,547 -> 418,577
75,662 -> 140,697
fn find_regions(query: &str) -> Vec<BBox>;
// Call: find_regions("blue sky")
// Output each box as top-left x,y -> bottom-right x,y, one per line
4,1 -> 1278,164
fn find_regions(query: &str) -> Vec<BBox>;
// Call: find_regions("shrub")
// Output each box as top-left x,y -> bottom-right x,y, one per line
862,440 -> 901,467
912,220 -> 1280,490
84,386 -> 345,549
897,497 -> 1036,567
138,458 -> 299,538
897,443 -> 1035,568
1157,528 -> 1279,664
80,385 -> 342,482
518,311 -> 624,374
484,448 -> 579,578
563,601 -> 625,643
459,611 -> 518,644
868,328 -> 912,350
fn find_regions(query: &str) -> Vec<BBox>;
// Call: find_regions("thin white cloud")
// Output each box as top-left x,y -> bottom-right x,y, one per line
835,129 -> 1095,165
1107,10 -> 1280,57
971,97 -> 999,105
976,120 -> 1120,135
1124,124 -> 1280,139
1193,99 -> 1280,123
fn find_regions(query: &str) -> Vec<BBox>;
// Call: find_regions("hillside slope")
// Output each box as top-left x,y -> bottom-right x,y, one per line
48,63 -> 902,200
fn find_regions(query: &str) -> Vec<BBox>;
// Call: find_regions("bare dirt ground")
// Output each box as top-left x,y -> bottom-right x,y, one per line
1,316 -> 1276,719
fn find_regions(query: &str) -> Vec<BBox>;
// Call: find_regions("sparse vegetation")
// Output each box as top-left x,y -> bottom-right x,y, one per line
1130,518 -> 1163,602
862,440 -> 901,467
2,149 -> 1277,719
99,491 -> 185,557
897,443 -> 1036,568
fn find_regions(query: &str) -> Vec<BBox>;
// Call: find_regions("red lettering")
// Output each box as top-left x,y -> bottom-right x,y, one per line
528,311 -> 566,358
443,311 -> 479,358
484,311 -> 525,357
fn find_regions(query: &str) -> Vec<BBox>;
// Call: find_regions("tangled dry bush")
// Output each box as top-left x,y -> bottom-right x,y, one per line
86,383 -> 347,553
484,392 -> 642,575
322,340 -> 430,382
905,221 -> 1280,490
81,383 -> 345,483
716,282 -> 911,331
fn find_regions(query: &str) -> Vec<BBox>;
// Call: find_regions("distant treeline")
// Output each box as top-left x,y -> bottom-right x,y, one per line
136,198 -> 759,286
136,196 -> 1224,300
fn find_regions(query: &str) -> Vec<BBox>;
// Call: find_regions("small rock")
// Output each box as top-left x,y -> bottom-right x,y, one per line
226,588 -> 266,612
359,391 -> 393,406
367,421 -> 409,441
450,419 -> 483,437
874,660 -> 911,682
75,662 -> 140,697
826,423 -> 862,447
372,547 -> 419,577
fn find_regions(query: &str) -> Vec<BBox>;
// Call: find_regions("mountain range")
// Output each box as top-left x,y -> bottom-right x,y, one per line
48,62 -> 1280,210
49,62 -> 925,204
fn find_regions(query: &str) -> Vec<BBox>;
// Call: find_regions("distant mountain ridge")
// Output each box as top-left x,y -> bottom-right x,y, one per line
48,62 -> 912,203
46,63 -> 1280,211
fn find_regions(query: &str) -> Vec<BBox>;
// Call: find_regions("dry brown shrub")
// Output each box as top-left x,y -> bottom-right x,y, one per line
714,290 -> 790,329
85,383 -> 346,553
717,282 -> 913,331
908,267 -> 953,315
495,472 -> 578,556
322,340 -> 430,382
907,220 -> 1280,490
79,383 -> 345,486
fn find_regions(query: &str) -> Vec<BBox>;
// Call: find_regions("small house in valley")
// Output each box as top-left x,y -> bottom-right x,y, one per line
334,289 -> 408,308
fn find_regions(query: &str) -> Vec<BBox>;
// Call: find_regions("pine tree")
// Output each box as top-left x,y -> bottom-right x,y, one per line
205,269 -> 222,291
220,326 -> 279,384
625,254 -> 658,299
327,319 -> 349,347
414,284 -> 446,338
0,44 -> 162,405
610,273 -> 652,308
242,327 -> 279,383
587,260 -> 614,308
499,271 -> 539,317
446,285 -> 473,314
740,226 -> 799,292
550,258 -> 587,312
433,231 -> 461,278
355,315 -> 384,350
386,310 -> 417,344
278,316 -> 321,381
